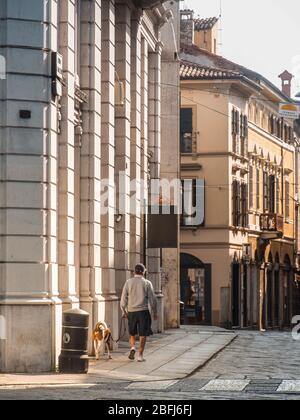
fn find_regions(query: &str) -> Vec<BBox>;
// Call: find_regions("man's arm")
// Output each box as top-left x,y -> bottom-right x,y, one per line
120,281 -> 129,317
147,281 -> 158,319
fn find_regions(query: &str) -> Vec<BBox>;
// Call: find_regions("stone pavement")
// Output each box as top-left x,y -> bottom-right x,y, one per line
0,330 -> 299,400
0,326 -> 236,387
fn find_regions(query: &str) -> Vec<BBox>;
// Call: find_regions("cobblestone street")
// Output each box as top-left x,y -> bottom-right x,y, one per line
0,331 -> 299,400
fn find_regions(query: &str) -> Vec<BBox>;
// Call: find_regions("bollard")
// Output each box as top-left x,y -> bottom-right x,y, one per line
58,308 -> 89,374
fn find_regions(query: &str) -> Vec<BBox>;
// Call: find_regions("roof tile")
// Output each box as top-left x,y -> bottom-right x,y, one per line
194,17 -> 219,31
180,61 -> 242,80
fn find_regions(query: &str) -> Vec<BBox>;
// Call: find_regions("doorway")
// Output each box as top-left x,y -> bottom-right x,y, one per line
180,253 -> 212,325
232,262 -> 240,327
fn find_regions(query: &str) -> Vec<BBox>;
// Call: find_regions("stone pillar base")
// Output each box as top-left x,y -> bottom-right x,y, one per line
153,293 -> 164,334
0,299 -> 62,373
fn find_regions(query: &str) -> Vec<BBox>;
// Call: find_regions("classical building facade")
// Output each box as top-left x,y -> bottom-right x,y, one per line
179,10 -> 300,329
0,0 -> 180,373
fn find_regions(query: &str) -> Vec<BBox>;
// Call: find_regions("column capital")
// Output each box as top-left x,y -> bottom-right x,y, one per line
155,41 -> 164,55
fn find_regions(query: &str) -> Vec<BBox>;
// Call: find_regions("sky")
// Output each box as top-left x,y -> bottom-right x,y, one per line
181,0 -> 300,98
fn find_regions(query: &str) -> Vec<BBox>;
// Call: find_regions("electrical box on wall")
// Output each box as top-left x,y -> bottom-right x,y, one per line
51,52 -> 63,98
51,52 -> 63,81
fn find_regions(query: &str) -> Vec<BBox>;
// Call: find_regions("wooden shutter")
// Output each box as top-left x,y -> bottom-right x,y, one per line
276,177 -> 280,214
232,180 -> 237,226
263,172 -> 269,211
249,166 -> 254,208
269,175 -> 275,213
285,180 -> 290,219
241,183 -> 248,228
256,169 -> 260,210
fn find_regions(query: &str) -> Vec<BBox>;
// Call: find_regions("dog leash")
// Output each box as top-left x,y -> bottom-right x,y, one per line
114,317 -> 127,344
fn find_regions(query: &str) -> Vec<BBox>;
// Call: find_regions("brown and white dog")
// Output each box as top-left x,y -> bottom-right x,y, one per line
92,321 -> 113,360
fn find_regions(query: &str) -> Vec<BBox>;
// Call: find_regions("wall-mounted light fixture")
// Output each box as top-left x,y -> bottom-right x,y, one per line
115,214 -> 123,224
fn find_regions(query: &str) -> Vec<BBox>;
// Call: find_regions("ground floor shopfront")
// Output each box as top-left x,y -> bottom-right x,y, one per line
234,237 -> 299,331
180,238 -> 299,330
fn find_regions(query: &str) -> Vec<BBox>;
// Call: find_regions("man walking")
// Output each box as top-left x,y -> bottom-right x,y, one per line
121,264 -> 158,362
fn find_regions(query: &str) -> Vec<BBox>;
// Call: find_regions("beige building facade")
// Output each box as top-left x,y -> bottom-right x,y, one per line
0,0 -> 180,373
179,10 -> 300,329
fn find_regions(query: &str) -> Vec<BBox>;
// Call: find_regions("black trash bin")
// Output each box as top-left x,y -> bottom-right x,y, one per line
58,308 -> 90,374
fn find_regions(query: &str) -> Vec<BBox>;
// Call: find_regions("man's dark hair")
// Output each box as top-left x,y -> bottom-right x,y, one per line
135,263 -> 146,275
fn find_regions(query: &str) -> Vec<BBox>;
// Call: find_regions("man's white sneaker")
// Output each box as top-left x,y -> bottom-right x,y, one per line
137,354 -> 146,362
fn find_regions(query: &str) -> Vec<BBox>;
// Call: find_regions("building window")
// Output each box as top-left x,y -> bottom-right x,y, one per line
180,108 -> 193,154
276,177 -> 281,214
249,166 -> 254,208
240,115 -> 248,156
269,175 -> 275,213
276,118 -> 282,139
232,108 -> 240,154
181,179 -> 205,227
232,180 -> 240,227
256,168 -> 260,210
241,183 -> 248,228
285,179 -> 290,220
269,115 -> 275,135
232,180 -> 248,228
263,171 -> 269,211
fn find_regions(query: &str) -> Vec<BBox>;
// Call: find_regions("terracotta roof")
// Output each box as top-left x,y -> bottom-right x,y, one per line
180,60 -> 242,80
180,44 -> 296,103
194,17 -> 219,31
181,44 -> 244,74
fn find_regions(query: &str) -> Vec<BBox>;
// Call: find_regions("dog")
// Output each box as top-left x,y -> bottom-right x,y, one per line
93,321 -> 113,360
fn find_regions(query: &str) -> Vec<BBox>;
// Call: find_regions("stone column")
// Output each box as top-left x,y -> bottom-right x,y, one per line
130,13 -> 143,270
58,0 -> 78,309
115,1 -> 132,301
259,265 -> 267,331
0,0 -> 61,372
79,0 -> 102,332
160,3 -> 180,328
101,0 -> 119,337
148,44 -> 164,332
140,38 -> 149,266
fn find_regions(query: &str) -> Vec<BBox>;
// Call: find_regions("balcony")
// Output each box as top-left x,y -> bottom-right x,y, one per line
259,213 -> 284,240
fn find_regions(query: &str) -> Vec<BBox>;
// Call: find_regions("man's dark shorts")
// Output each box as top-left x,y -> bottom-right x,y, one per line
128,310 -> 152,337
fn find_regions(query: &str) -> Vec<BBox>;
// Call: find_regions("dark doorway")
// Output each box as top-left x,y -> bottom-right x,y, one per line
283,255 -> 292,327
267,254 -> 273,328
267,268 -> 273,328
180,253 -> 212,325
242,264 -> 248,327
274,255 -> 280,328
232,262 -> 240,327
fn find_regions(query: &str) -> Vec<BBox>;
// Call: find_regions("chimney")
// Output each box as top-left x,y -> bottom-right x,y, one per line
180,9 -> 194,47
278,70 -> 293,98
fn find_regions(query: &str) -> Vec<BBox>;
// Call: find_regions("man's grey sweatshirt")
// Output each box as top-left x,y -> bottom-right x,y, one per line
120,276 -> 158,315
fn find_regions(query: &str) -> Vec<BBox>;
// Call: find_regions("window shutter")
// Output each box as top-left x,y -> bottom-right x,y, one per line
285,180 -> 290,220
256,169 -> 260,210
232,109 -> 236,135
276,177 -> 280,214
249,166 -> 254,208
263,171 -> 269,211
232,180 -> 237,226
236,111 -> 240,136
269,175 -> 275,213
244,115 -> 248,138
